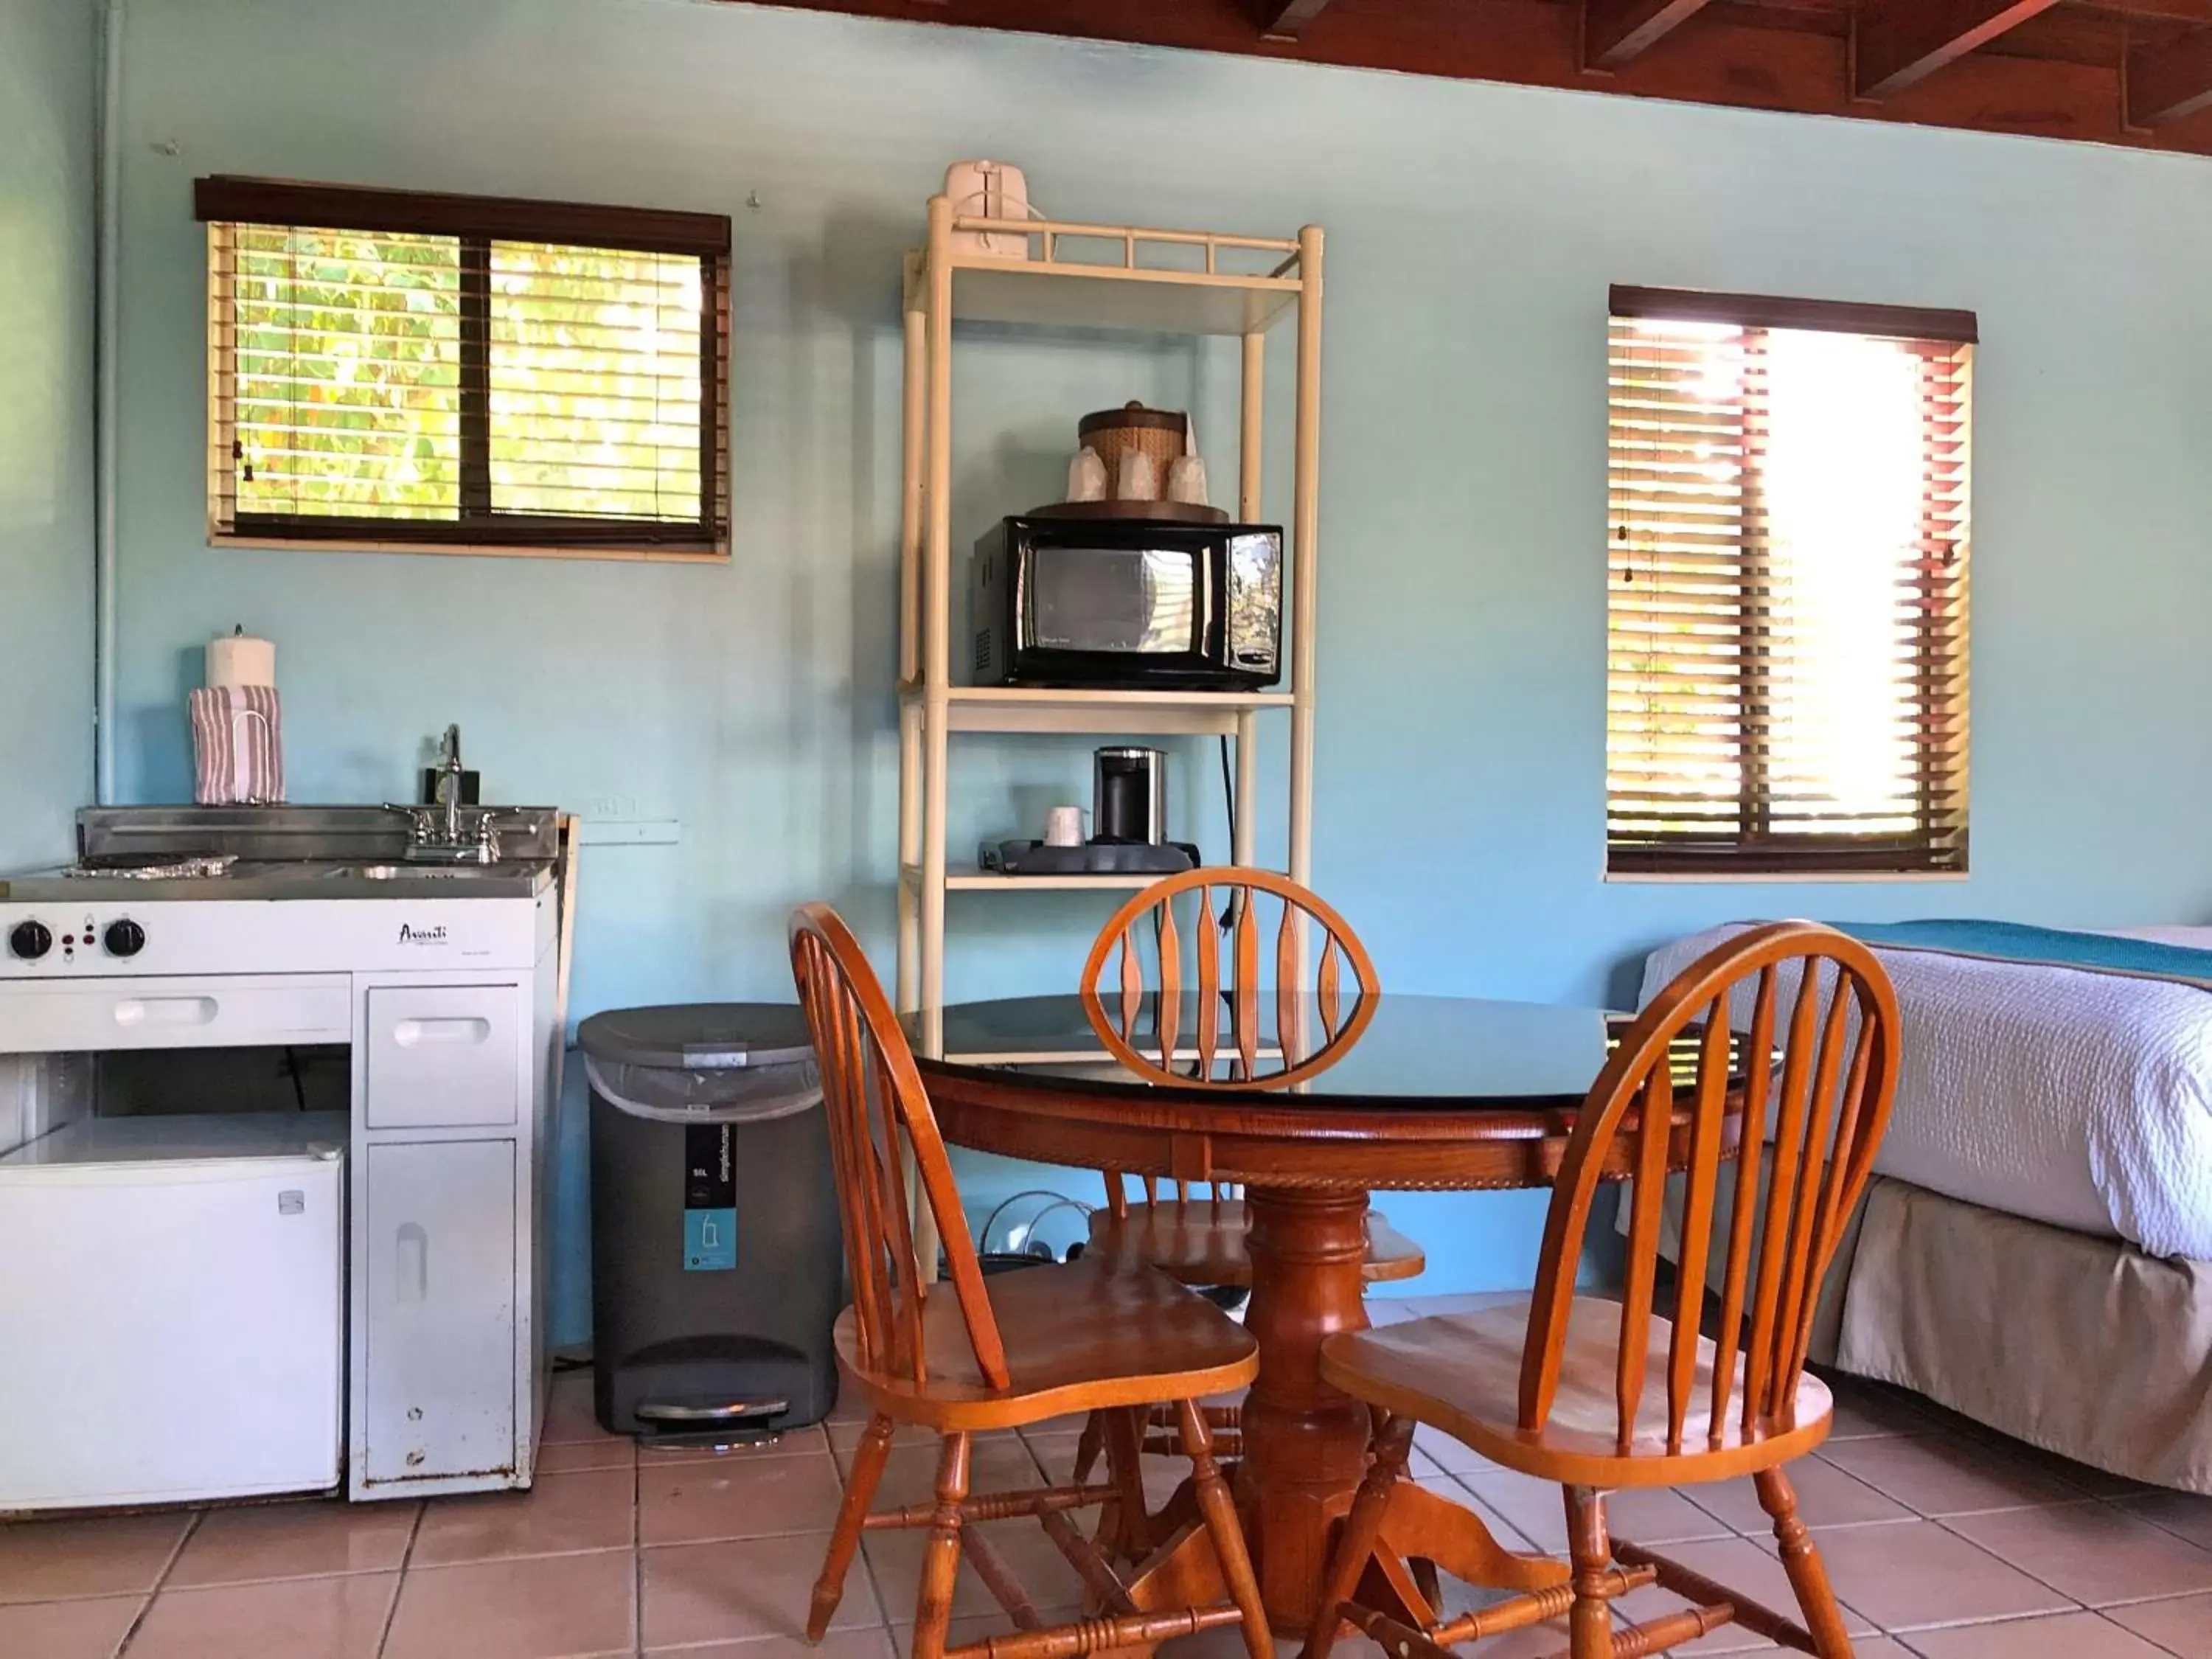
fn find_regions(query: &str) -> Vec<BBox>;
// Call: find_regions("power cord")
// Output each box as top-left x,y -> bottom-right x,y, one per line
1217,735 -> 1241,932
1219,733 -> 1236,849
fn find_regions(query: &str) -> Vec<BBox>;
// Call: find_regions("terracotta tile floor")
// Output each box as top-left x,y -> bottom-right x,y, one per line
3,1361 -> 2209,1658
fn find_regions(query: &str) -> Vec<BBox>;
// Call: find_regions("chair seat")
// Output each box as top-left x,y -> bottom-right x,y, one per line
1319,1294 -> 1833,1489
1087,1200 -> 1426,1287
837,1254 -> 1259,1433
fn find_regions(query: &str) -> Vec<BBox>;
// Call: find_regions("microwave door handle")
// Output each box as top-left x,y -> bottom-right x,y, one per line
1203,544 -> 1224,661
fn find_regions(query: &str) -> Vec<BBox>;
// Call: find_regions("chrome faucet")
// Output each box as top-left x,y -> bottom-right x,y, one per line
386,724 -> 500,863
436,725 -> 466,847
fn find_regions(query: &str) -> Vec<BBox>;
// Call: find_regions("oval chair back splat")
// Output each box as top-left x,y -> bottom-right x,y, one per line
1079,866 -> 1380,1090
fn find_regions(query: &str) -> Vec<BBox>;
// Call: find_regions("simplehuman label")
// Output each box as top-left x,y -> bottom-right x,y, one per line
684,1123 -> 736,1271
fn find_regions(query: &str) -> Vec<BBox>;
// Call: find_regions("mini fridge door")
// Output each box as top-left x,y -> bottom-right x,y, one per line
0,1141 -> 344,1510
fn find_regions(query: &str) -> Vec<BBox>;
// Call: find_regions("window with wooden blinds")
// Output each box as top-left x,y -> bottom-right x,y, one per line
1606,285 -> 1974,877
197,178 -> 731,559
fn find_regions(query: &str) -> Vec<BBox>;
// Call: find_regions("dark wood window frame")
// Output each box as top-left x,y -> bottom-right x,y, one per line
196,176 -> 732,559
1605,285 -> 1975,879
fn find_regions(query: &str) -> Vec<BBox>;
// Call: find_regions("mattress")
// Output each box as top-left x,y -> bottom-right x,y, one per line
1640,922 -> 2212,1262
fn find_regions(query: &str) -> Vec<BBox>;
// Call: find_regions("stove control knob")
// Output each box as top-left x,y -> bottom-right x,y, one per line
9,921 -> 53,961
103,919 -> 147,959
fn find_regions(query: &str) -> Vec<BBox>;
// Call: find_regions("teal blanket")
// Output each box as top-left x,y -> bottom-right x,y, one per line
1834,919 -> 2212,991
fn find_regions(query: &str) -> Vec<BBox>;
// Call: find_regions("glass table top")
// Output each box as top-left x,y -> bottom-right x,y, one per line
909,992 -> 1635,1111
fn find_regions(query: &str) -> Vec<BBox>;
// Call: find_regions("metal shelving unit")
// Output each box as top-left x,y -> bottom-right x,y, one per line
895,195 -> 1325,1052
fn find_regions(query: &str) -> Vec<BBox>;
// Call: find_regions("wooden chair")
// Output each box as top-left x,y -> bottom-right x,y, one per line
1070,868 -> 1421,1475
1304,921 -> 1902,1659
788,902 -> 1274,1659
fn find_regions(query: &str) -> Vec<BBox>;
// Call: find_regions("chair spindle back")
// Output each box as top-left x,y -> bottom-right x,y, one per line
1102,1173 -> 1244,1221
1519,921 -> 1901,1455
790,902 -> 1009,1391
1079,867 -> 1380,1091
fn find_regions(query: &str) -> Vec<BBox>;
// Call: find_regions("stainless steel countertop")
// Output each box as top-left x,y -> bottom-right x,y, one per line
0,860 -> 554,904
74,804 -> 560,863
0,804 -> 563,903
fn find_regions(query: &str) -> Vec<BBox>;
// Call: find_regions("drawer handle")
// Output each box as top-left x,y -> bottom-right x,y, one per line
392,1016 -> 492,1048
396,1222 -> 428,1302
114,996 -> 218,1028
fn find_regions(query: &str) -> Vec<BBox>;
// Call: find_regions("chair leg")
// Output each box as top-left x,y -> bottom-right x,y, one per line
910,1433 -> 972,1659
1564,1486 -> 1613,1659
810,1413 -> 895,1641
1176,1398 -> 1273,1659
1304,1413 -> 1414,1659
1099,1407 -> 1151,1559
1756,1467 -> 1854,1659
1073,1410 -> 1105,1484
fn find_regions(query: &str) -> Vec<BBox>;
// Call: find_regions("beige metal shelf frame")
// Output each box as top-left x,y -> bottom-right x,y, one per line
895,196 -> 1325,1056
902,866 -> 1173,894
897,684 -> 1295,736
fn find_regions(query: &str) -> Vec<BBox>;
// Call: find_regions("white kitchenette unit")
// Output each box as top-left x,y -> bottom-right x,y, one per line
0,807 -> 562,1510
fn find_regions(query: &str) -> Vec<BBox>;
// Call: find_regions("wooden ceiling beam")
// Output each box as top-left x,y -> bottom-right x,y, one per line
2129,26 -> 2212,122
1854,0 -> 2064,97
1585,0 -> 1718,70
1256,0 -> 1332,40
737,1 -> 2212,159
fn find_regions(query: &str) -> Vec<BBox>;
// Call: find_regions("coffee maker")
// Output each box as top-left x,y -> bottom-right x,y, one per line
1093,747 -> 1168,846
977,745 -> 1200,877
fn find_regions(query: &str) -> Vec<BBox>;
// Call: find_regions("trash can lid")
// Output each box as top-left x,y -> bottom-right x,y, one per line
577,1003 -> 815,1071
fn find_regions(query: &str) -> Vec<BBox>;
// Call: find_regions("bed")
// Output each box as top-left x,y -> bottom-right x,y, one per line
1638,919 -> 2212,1495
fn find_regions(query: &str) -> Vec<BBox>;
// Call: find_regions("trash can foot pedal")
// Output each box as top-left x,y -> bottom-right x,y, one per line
637,1425 -> 787,1453
635,1397 -> 791,1450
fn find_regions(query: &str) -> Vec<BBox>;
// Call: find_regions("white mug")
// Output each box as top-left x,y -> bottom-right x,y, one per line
1043,805 -> 1085,847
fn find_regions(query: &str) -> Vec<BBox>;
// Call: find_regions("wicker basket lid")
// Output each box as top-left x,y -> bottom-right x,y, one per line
1078,401 -> 1189,441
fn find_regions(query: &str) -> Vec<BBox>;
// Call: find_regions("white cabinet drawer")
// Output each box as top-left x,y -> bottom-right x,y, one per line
364,985 -> 521,1130
361,1140 -> 516,1487
0,975 -> 351,1054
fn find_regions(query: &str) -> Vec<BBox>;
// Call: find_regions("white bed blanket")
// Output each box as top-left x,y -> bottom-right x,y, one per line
1640,924 -> 2212,1262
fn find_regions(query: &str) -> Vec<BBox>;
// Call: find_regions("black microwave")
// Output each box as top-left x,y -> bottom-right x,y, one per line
970,515 -> 1284,691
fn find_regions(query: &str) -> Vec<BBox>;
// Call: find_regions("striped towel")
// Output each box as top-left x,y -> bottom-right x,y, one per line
188,684 -> 285,804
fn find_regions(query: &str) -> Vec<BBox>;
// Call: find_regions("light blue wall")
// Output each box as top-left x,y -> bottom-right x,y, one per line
0,0 -> 97,866
110,0 -> 2212,1341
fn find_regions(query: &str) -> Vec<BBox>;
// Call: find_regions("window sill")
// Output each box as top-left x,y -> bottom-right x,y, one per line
210,532 -> 728,565
1605,869 -> 1969,886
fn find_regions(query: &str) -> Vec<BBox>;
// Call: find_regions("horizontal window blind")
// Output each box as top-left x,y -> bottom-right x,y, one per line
199,178 -> 730,557
1606,286 -> 1973,876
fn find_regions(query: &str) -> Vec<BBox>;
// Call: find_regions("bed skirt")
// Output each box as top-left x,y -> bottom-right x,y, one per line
1652,1168 -> 2212,1493
1837,1177 -> 2212,1495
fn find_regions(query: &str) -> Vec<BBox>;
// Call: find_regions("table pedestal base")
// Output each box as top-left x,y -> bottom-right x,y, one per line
1234,1186 -> 1374,1630
1114,1185 -> 1566,1644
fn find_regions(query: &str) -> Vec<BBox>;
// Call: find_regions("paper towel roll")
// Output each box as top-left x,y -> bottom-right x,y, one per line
206,632 -> 276,689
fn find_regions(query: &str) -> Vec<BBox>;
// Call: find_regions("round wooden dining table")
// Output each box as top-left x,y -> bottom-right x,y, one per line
910,992 -> 1723,1636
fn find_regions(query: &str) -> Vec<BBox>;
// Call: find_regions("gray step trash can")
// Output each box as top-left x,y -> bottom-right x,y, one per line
580,1003 -> 840,1442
